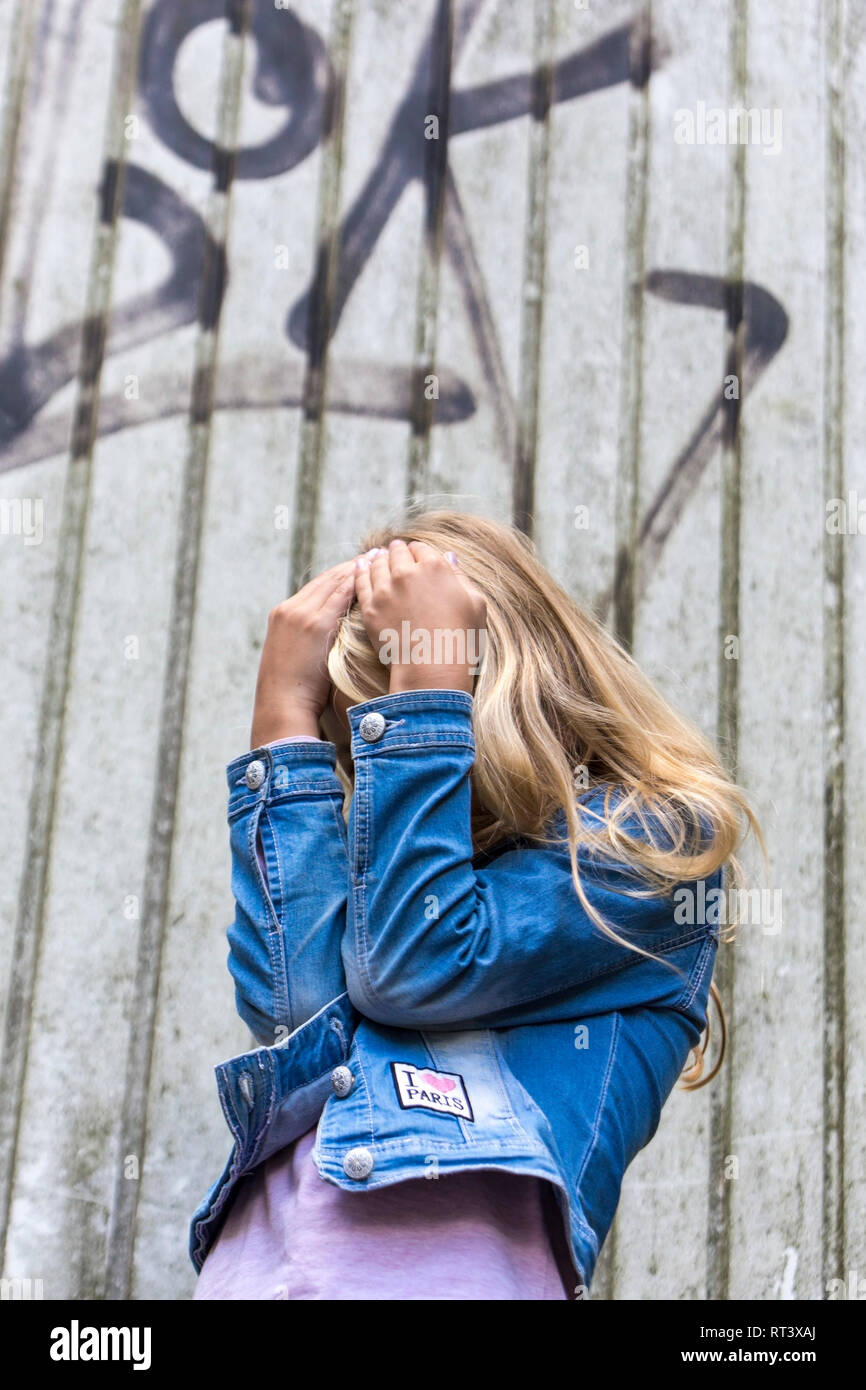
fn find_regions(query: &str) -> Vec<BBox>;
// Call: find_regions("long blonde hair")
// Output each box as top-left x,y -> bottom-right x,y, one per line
325,508 -> 763,1088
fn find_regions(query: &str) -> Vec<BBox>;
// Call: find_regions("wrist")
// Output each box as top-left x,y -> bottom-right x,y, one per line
250,701 -> 321,747
388,666 -> 475,696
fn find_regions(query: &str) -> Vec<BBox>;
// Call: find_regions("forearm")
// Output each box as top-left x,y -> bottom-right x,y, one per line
254,732 -> 322,875
340,688 -> 483,1023
226,737 -> 350,1045
339,689 -> 707,1029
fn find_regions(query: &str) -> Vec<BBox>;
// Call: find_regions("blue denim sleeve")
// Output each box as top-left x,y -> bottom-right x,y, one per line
224,740 -> 349,1046
341,689 -> 719,1029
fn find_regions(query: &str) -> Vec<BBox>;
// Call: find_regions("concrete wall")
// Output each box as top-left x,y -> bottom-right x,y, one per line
0,0 -> 861,1301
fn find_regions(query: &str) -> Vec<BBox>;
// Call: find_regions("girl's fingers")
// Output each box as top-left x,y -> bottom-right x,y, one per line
369,547 -> 392,588
386,537 -> 416,576
291,557 -> 357,604
354,552 -> 374,607
405,540 -> 443,566
318,567 -> 357,616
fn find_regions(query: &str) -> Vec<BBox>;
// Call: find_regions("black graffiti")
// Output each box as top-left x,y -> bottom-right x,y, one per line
603,271 -> 789,621
638,271 -> 789,561
287,16 -> 641,352
138,0 -> 333,179
0,0 -> 789,591
0,164 -> 217,450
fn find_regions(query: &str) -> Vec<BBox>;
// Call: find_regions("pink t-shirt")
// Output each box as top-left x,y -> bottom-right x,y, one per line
193,1124 -> 572,1300
197,735 -> 573,1300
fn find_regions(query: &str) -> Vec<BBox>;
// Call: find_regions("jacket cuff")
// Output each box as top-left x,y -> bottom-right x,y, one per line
346,688 -> 475,759
226,740 -> 344,814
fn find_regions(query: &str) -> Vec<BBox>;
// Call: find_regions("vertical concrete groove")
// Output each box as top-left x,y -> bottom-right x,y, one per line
0,0 -> 143,1273
289,0 -> 354,593
513,0 -> 554,540
103,0 -> 251,1300
0,0 -> 40,313
821,0 -> 846,1294
707,0 -> 749,1306
611,3 -> 651,647
7,1 -> 90,350
443,167 -> 518,468
406,0 -> 454,505
598,1 -> 651,1301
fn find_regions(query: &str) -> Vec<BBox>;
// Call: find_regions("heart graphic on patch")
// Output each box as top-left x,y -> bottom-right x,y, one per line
420,1070 -> 456,1092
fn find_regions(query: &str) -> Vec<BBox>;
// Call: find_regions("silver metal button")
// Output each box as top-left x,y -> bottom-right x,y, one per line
330,1065 -> 354,1098
343,1146 -> 374,1180
244,759 -> 266,789
359,711 -> 386,742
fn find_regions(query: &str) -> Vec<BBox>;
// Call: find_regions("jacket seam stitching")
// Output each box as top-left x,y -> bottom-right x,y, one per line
245,801 -> 280,936
353,735 -> 474,757
215,1065 -> 243,1145
246,801 -> 288,1027
245,1052 -> 275,1168
675,931 -> 716,1012
349,757 -> 394,1016
481,1029 -> 529,1139
327,794 -> 349,847
260,806 -> 291,1026
348,1038 -> 376,1148
574,1014 -> 620,1205
228,782 -> 344,821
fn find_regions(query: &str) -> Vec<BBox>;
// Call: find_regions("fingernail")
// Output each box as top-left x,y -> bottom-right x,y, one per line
445,551 -> 458,566
388,538 -> 403,548
355,555 -> 370,569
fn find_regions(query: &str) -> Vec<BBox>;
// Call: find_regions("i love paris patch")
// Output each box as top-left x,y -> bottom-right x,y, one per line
390,1062 -> 474,1122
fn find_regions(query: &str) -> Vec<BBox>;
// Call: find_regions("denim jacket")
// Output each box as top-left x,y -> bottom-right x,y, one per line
188,688 -> 720,1294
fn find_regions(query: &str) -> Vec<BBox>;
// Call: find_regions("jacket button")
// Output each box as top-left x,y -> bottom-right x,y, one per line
244,759 -> 266,789
358,712 -> 386,742
330,1065 -> 354,1098
342,1147 -> 374,1180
